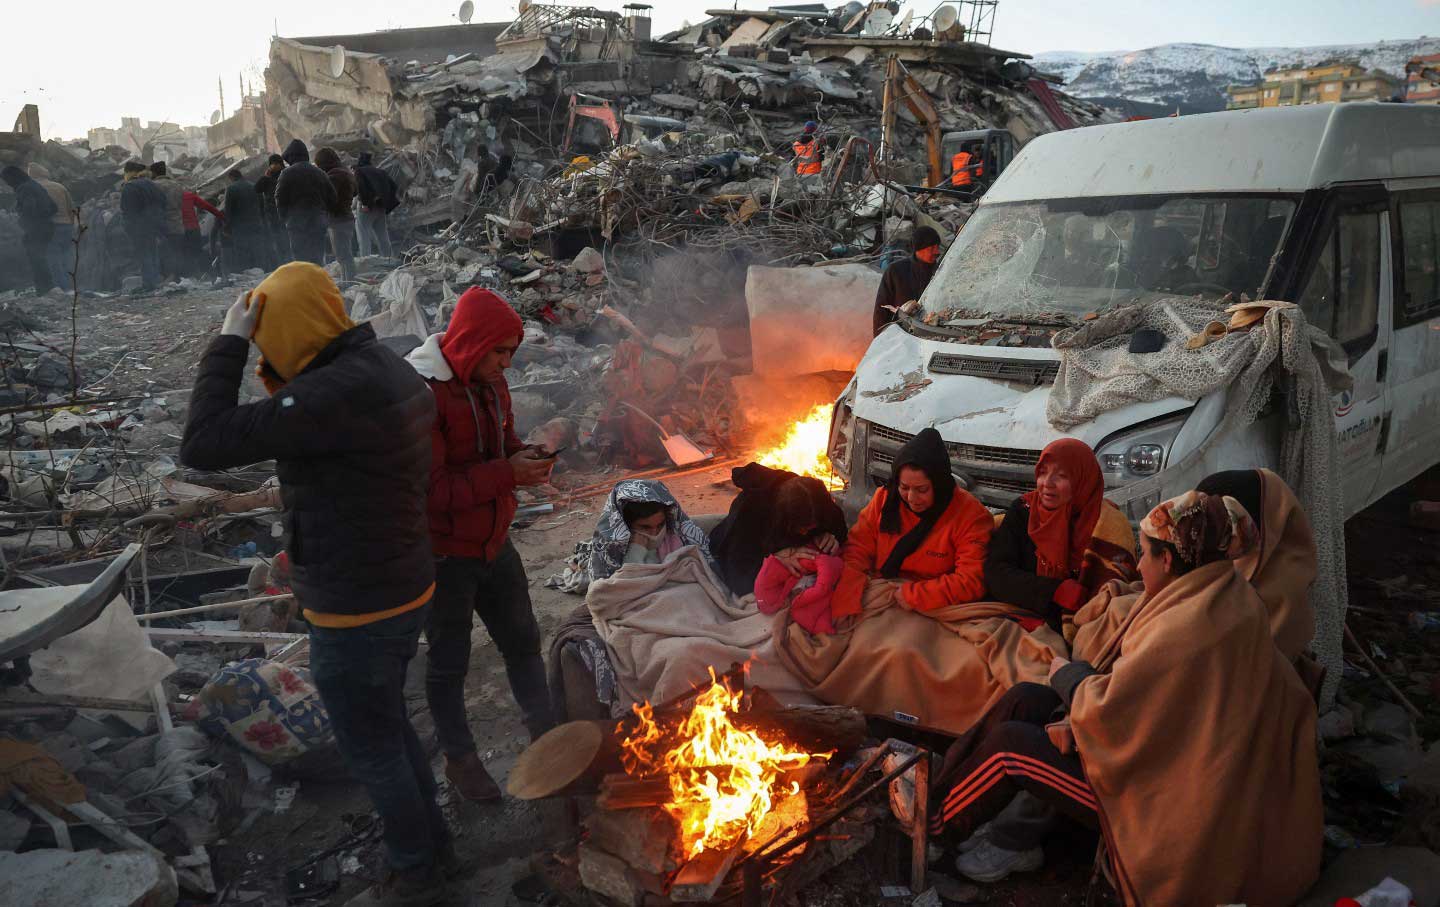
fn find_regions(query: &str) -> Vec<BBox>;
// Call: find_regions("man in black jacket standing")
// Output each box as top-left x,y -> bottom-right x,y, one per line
254,153 -> 286,267
874,225 -> 942,335
353,151 -> 398,259
274,140 -> 335,267
221,168 -> 264,272
180,262 -> 451,907
119,161 -> 166,293
1,165 -> 58,296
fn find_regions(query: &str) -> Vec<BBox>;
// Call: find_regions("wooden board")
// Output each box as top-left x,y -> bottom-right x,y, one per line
583,807 -> 680,875
506,720 -> 611,800
670,845 -> 740,902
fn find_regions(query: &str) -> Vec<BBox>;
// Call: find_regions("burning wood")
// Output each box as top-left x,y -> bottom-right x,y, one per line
618,671 -> 832,861
753,403 -> 843,490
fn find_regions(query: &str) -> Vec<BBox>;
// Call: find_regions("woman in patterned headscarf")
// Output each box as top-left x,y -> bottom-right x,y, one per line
929,490 -> 1323,906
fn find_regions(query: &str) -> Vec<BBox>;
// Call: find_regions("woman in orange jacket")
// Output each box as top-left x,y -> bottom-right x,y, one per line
833,427 -> 992,618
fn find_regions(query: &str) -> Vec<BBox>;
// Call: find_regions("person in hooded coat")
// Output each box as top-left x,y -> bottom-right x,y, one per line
274,140 -> 336,266
253,154 -> 286,267
405,288 -> 558,803
586,479 -> 713,582
222,168 -> 264,272
178,262 -> 449,907
27,164 -> 76,292
709,463 -> 848,597
354,151 -> 398,258
930,490 -> 1323,907
874,226 -> 941,335
148,161 -> 188,279
1,166 -> 58,295
832,427 -> 992,618
313,147 -> 357,283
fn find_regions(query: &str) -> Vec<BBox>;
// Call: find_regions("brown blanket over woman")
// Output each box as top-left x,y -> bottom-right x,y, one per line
1074,468 -> 1317,664
1068,560 -> 1323,906
772,580 -> 1064,734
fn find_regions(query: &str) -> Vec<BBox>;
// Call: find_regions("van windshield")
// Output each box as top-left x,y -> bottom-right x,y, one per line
912,195 -> 1299,333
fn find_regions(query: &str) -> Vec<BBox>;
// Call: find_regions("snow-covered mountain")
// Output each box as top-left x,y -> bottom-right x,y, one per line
1032,37 -> 1440,113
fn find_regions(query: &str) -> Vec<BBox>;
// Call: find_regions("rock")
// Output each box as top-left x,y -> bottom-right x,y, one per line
912,889 -> 943,907
0,810 -> 30,850
1363,701 -> 1419,744
524,417 -> 578,454
120,276 -> 143,294
0,849 -> 178,907
927,872 -> 984,903
26,352 -> 78,390
1298,846 -> 1440,907
570,246 -> 606,274
510,390 -> 557,430
1318,703 -> 1357,742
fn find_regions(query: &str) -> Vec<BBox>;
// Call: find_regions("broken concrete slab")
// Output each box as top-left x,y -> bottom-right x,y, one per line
0,849 -> 178,907
745,263 -> 881,377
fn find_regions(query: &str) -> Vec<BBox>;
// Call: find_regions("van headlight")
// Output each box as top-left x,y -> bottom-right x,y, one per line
1095,417 -> 1186,484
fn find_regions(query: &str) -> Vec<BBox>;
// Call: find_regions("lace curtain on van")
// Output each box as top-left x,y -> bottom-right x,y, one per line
1048,297 -> 1352,705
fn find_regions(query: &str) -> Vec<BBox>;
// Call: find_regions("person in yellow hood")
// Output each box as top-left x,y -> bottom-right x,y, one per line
180,263 -> 458,906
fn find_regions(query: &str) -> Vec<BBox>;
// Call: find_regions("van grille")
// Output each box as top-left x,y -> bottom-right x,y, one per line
928,353 -> 1059,386
868,424 -> 1041,468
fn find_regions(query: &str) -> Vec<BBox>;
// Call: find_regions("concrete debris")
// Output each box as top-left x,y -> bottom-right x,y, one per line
0,848 -> 178,907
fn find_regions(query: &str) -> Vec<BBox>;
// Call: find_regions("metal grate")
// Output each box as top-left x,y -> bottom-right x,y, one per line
928,353 -> 1059,386
866,423 -> 1041,468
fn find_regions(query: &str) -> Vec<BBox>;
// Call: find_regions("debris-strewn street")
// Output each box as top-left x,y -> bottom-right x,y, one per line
3,3 -> 1440,907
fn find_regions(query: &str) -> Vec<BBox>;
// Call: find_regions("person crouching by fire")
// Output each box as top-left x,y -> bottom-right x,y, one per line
406,287 -> 558,802
179,263 -> 456,906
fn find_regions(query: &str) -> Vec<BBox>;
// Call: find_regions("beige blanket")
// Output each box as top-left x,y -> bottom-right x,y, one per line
772,580 -> 1064,734
586,546 -> 814,713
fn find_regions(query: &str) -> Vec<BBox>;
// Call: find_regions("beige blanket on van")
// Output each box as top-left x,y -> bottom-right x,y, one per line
585,546 -> 814,713
1049,298 -> 1351,703
772,580 -> 1064,735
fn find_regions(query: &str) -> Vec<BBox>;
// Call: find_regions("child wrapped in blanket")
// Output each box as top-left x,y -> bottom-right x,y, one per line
754,550 -> 844,634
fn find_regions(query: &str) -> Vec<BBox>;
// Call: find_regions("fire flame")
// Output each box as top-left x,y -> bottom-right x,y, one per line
621,672 -> 823,860
754,403 -> 843,490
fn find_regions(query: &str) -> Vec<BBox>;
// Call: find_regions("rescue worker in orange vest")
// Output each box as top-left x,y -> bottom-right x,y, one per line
951,142 -> 984,187
793,121 -> 824,178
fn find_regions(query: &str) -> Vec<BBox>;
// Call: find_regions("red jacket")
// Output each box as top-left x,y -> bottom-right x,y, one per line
181,191 -> 223,231
406,288 -> 526,560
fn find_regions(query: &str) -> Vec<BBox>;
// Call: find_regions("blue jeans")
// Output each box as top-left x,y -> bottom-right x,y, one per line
46,225 -> 75,292
309,605 -> 449,871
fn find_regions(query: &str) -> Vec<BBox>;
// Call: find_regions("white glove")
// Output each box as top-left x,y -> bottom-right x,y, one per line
221,290 -> 260,338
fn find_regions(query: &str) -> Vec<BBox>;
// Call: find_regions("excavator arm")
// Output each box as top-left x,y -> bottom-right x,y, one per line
881,56 -> 944,188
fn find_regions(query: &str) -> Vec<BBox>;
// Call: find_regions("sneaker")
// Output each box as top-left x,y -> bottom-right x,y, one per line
954,839 -> 1043,883
443,751 -> 502,802
957,822 -> 992,854
345,864 -> 447,907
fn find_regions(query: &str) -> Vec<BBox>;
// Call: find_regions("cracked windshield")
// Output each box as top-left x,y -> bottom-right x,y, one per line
911,195 -> 1298,336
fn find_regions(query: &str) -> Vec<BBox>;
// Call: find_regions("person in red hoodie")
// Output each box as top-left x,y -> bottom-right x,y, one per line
406,287 -> 557,802
180,190 -> 224,276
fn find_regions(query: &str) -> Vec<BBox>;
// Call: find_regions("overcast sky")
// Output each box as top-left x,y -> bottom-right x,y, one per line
4,0 -> 1436,141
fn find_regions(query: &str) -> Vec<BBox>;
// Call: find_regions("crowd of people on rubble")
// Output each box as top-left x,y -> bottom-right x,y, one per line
171,230 -> 1325,905
4,139 -> 403,298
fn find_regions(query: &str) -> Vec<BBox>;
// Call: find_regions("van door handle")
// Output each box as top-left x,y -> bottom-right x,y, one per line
1376,349 -> 1388,383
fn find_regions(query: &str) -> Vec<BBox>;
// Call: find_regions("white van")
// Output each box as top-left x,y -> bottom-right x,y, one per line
828,103 -> 1440,520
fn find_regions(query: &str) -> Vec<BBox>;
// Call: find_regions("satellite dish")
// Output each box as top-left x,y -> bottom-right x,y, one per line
209,110 -> 222,125
329,45 -> 346,79
934,5 -> 959,32
518,0 -> 532,12
458,1 -> 474,24
863,8 -> 894,35
842,1 -> 864,16
898,9 -> 914,33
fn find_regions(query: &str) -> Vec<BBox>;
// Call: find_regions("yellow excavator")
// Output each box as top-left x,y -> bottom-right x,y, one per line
878,55 -> 1012,197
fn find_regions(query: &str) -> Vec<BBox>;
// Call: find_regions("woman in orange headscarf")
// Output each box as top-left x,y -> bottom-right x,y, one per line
984,439 -> 1136,633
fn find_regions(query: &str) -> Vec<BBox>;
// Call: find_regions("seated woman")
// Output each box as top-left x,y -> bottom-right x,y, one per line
587,479 -> 712,582
930,491 -> 1323,905
709,462 -> 848,597
1195,468 -> 1316,664
832,427 -> 992,617
984,438 -> 1136,632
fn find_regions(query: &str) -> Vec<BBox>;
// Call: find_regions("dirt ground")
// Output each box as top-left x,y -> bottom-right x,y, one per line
8,283 -> 1439,906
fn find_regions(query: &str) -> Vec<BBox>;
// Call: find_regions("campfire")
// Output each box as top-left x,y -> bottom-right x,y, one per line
619,671 -> 828,861
753,403 -> 843,490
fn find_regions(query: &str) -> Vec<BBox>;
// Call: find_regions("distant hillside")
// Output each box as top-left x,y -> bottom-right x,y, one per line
1032,37 -> 1440,113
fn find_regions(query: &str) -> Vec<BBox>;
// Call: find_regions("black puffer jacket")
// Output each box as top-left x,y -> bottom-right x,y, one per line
873,256 -> 936,335
180,324 -> 436,618
274,141 -> 337,225
1,167 -> 58,235
354,154 -> 399,213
